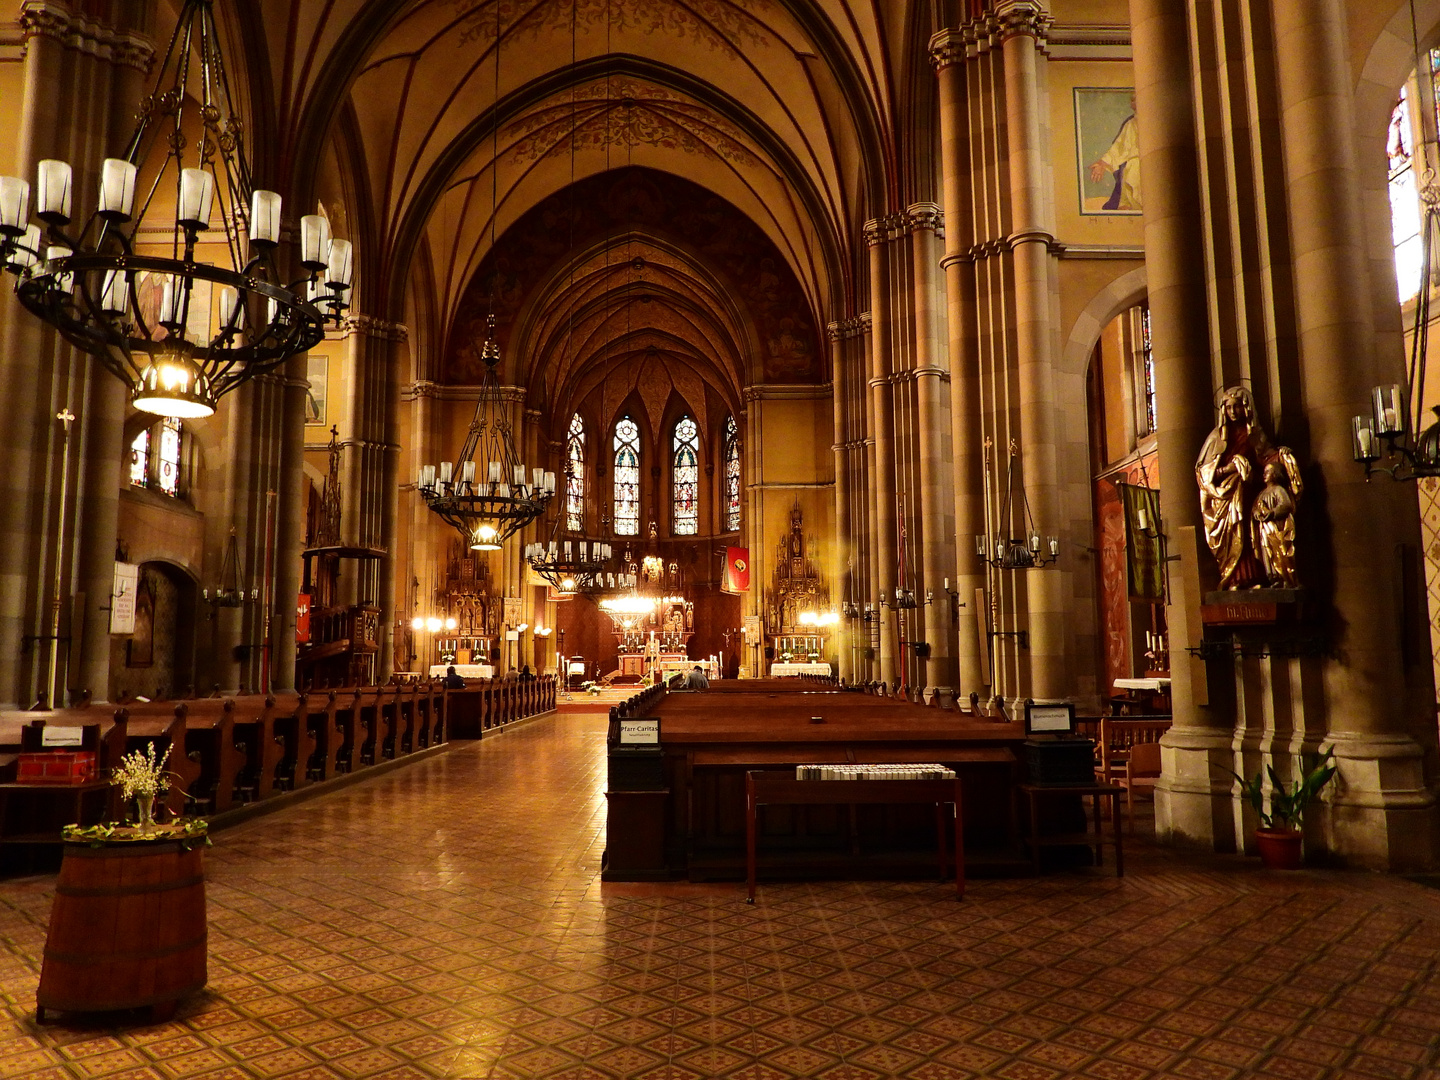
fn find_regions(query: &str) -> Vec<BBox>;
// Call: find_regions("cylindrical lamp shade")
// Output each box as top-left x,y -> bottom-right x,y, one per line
36,160 -> 72,223
300,214 -> 330,268
249,189 -> 281,245
218,286 -> 244,333
1372,384 -> 1405,437
0,176 -> 30,235
460,460 -> 476,484
12,225 -> 40,271
98,159 -> 137,221
324,238 -> 353,288
99,270 -> 129,314
1352,415 -> 1379,463
177,168 -> 215,230
159,277 -> 187,330
438,461 -> 453,483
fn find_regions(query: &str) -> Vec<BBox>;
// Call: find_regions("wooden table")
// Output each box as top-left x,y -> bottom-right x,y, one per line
745,771 -> 964,902
1019,782 -> 1123,877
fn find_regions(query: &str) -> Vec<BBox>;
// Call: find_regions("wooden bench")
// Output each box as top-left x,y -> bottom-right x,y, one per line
745,770 -> 964,902
175,699 -> 247,814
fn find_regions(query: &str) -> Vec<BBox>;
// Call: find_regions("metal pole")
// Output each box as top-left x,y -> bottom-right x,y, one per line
47,406 -> 75,708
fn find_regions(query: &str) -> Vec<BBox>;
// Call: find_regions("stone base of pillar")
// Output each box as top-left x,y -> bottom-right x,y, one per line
1154,729 -> 1242,854
1315,732 -> 1437,872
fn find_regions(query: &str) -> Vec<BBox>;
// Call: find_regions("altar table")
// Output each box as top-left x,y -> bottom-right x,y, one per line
769,662 -> 832,677
428,663 -> 494,680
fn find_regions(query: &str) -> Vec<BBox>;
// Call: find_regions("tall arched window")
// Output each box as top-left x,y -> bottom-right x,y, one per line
672,416 -> 699,535
723,414 -> 741,532
565,413 -> 585,531
129,429 -> 150,488
613,416 -> 641,536
1390,82 -> 1424,300
157,418 -> 182,497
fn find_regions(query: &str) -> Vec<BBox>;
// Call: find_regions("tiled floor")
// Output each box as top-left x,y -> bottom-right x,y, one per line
2,710 -> 1440,1080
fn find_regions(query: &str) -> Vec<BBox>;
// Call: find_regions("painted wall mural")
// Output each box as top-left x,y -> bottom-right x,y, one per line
1075,88 -> 1141,215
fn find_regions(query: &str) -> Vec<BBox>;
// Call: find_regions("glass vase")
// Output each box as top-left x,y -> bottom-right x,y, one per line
135,795 -> 154,832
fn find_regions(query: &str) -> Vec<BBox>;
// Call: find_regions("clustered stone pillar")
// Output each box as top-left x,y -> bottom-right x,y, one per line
930,28 -> 988,702
1126,0 -> 1240,851
828,324 -> 853,683
1270,0 -> 1437,869
0,2 -> 153,708
909,204 -> 956,699
865,219 -> 900,685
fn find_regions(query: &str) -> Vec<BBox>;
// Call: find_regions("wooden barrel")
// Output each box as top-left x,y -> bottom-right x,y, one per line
37,838 -> 206,1017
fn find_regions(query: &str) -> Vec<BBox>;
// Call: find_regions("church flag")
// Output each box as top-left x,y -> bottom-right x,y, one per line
723,547 -> 750,594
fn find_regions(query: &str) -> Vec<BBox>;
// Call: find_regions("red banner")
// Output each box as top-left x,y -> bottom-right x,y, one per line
723,547 -> 750,594
296,592 -> 311,644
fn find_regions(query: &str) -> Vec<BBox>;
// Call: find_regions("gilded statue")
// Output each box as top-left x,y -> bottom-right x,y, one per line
1195,386 -> 1302,590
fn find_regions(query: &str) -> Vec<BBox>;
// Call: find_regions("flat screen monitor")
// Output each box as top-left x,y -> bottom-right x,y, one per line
1024,701 -> 1076,736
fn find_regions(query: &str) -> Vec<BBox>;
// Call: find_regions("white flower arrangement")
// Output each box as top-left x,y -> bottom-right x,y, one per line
113,742 -> 172,803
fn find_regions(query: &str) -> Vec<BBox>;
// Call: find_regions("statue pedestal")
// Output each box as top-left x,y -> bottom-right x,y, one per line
1201,587 -> 1303,626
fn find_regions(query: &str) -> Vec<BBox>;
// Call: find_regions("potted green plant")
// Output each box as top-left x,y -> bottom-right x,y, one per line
1229,748 -> 1336,869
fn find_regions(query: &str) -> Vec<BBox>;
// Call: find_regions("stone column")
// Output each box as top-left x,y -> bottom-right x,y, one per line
909,203 -> 955,698
1128,0 -> 1243,852
931,30 -> 988,701
828,324 -> 853,682
271,356 -> 309,690
865,218 -> 899,684
1271,0 -> 1437,870
998,1 -> 1065,700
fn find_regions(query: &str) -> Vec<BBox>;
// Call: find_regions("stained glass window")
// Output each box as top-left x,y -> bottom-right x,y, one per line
157,418 -> 181,497
1391,86 -> 1423,300
672,416 -> 699,535
724,415 -> 741,531
129,429 -> 149,488
614,416 -> 640,536
565,413 -> 585,531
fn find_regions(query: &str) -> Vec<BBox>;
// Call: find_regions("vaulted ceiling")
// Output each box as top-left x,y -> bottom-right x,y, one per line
224,0 -> 927,374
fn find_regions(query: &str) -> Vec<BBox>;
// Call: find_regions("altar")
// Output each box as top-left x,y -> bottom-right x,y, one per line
618,652 -> 686,677
660,658 -> 718,681
770,661 -> 832,677
429,663 -> 494,680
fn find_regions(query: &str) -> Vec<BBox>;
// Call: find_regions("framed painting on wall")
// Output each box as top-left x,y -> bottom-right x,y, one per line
1074,88 -> 1142,215
305,355 -> 328,425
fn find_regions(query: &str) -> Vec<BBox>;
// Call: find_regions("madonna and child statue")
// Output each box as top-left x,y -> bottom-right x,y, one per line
1195,386 -> 1302,591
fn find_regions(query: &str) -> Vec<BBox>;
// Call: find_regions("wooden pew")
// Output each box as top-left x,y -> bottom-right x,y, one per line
395,681 -> 416,755
176,698 -> 247,814
229,693 -> 284,802
301,690 -> 340,782
267,692 -> 314,792
331,687 -> 361,773
428,682 -> 446,744
355,685 -> 381,766
378,684 -> 400,760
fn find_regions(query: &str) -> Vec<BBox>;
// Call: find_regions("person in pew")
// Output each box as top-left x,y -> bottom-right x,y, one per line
684,664 -> 710,691
443,665 -> 466,690
518,665 -> 536,682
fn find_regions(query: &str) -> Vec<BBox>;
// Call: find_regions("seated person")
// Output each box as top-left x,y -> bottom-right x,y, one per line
518,665 -> 536,682
684,664 -> 710,690
442,665 -> 466,689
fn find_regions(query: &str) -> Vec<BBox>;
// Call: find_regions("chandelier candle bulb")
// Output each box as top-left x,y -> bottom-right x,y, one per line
460,460 -> 475,484
564,541 -> 572,560
99,269 -> 128,314
217,286 -> 243,332
496,482 -> 510,498
1049,536 -> 1059,557
97,158 -> 137,221
1353,415 -> 1379,462
249,189 -> 281,245
300,214 -> 330,269
488,460 -> 501,483
0,175 -> 28,235
514,465 -> 526,488
177,168 -> 214,230
1373,384 -> 1405,437
325,238 -> 353,288
35,160 -> 72,224
159,278 -> 186,330
439,461 -> 453,484
12,225 -> 40,272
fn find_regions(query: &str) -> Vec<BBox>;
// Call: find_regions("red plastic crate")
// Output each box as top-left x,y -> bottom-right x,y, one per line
16,751 -> 98,785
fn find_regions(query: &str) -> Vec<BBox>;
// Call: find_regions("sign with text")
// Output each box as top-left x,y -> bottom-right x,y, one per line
619,719 -> 660,745
1024,702 -> 1076,736
41,726 -> 84,747
110,562 -> 139,635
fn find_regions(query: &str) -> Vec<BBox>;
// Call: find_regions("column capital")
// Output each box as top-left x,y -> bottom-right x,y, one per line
19,0 -> 154,72
863,214 -> 907,246
993,0 -> 1053,43
340,313 -> 409,342
927,28 -> 968,71
906,202 -> 944,237
826,314 -> 872,341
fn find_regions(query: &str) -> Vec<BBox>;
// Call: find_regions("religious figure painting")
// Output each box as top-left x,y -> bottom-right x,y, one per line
1075,88 -> 1142,215
305,355 -> 328,425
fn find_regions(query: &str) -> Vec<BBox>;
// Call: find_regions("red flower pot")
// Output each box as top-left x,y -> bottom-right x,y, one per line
1254,828 -> 1303,870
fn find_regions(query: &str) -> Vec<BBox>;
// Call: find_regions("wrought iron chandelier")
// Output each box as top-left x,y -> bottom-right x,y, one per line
0,0 -> 351,419
1353,191 -> 1440,479
975,438 -> 1058,570
525,536 -> 614,595
417,316 -> 556,550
